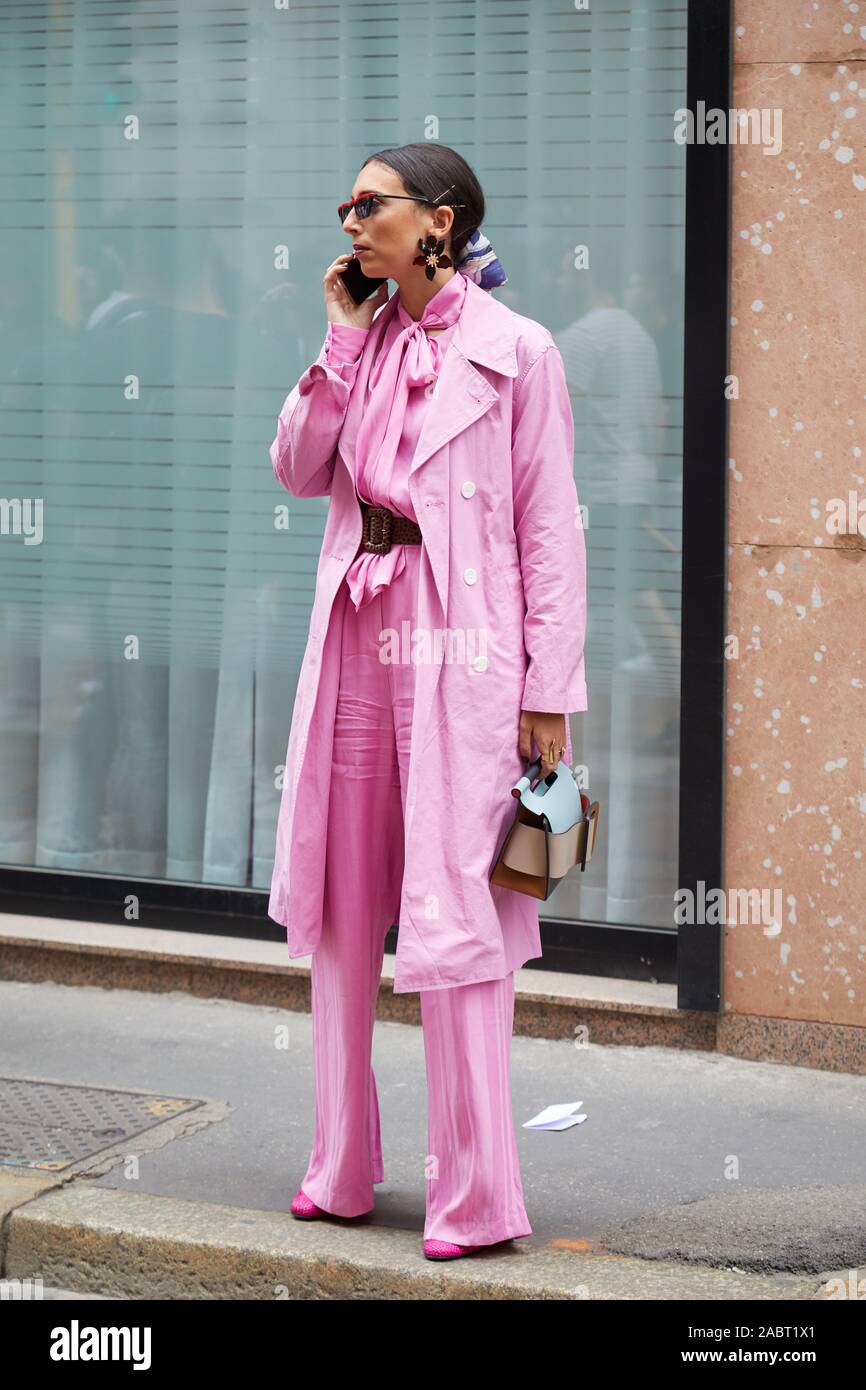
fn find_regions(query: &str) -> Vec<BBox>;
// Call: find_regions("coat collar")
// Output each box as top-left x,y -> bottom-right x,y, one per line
335,273 -> 521,628
340,272 -> 519,497
373,272 -> 520,378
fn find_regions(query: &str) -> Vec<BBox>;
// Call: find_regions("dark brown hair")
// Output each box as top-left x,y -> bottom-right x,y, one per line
361,142 -> 485,261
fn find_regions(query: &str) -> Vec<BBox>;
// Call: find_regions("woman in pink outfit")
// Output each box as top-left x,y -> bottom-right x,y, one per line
268,143 -> 588,1261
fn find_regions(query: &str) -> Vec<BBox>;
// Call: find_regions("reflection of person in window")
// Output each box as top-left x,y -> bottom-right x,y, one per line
551,249 -> 681,705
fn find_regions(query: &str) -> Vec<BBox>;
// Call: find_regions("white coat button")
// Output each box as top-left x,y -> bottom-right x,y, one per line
463,567 -> 477,585
472,655 -> 488,672
461,481 -> 476,498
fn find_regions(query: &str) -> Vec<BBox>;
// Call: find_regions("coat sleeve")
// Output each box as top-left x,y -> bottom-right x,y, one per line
270,323 -> 368,498
511,342 -> 588,715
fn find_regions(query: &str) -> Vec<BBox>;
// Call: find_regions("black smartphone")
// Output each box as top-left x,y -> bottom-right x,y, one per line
339,252 -> 388,306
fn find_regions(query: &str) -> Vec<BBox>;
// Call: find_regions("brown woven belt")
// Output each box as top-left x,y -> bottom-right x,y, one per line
358,501 -> 422,554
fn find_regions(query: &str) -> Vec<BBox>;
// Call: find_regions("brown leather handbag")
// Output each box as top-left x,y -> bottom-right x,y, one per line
489,759 -> 600,902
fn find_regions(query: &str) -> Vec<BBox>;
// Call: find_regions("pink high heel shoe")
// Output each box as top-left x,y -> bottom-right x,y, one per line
423,1238 -> 481,1260
290,1187 -> 326,1219
291,1187 -> 376,1221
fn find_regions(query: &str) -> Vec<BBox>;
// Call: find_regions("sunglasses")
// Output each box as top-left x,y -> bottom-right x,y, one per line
338,186 -> 466,225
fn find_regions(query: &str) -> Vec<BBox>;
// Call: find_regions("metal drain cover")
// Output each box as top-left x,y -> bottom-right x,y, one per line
0,1077 -> 205,1171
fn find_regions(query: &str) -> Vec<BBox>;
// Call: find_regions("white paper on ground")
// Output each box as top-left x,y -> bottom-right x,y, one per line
523,1101 -> 587,1131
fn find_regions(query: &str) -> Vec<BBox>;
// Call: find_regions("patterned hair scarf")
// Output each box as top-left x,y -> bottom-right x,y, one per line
455,227 -> 508,291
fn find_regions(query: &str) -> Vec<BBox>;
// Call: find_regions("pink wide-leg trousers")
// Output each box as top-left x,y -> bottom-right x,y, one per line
299,544 -> 533,1247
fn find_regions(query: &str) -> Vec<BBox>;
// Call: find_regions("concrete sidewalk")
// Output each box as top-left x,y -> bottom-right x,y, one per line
1,975 -> 865,1299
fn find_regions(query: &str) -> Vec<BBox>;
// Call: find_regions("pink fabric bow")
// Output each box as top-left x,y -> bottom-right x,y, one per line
357,274 -> 467,472
347,273 -> 467,612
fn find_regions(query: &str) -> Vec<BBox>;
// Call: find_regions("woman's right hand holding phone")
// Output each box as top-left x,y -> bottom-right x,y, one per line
324,253 -> 389,330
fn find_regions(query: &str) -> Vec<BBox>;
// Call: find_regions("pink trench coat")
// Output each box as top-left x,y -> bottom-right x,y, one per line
267,274 -> 588,993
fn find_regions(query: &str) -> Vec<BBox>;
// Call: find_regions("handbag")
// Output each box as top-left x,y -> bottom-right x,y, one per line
489,759 -> 600,902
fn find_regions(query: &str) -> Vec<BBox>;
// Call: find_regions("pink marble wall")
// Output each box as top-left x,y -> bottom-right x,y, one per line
726,2 -> 866,1028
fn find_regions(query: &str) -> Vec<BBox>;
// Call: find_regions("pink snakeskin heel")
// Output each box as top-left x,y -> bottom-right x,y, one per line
423,1238 -> 481,1260
290,1187 -> 326,1219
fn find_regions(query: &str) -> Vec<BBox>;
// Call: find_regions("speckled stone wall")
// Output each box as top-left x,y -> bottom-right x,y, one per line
725,1 -> 866,1037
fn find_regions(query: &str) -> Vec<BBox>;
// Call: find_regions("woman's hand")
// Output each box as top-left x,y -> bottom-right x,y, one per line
323,253 -> 390,330
519,710 -> 568,777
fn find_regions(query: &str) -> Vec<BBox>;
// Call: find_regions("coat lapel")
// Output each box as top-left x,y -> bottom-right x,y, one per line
337,273 -> 521,489
409,275 -> 520,475
332,275 -> 523,628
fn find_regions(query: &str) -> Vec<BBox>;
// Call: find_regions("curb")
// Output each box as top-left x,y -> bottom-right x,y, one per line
3,1182 -> 830,1301
0,929 -> 710,1050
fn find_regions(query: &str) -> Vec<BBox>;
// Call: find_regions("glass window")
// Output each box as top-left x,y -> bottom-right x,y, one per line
0,0 -> 684,933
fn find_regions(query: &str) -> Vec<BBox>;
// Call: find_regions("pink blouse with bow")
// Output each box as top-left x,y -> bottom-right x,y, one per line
323,272 -> 466,611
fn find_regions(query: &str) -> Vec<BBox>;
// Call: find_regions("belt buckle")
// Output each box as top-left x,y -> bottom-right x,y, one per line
362,504 -> 392,554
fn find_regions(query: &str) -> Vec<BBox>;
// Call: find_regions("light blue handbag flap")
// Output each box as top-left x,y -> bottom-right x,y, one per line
512,760 -> 585,834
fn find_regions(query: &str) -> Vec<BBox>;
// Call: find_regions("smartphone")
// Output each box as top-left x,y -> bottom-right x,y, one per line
339,252 -> 388,306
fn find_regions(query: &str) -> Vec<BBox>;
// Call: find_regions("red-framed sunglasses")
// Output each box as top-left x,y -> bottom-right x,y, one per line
338,186 -> 466,225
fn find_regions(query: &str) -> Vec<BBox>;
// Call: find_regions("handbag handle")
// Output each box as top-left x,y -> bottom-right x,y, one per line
511,757 -> 562,798
510,758 -> 541,797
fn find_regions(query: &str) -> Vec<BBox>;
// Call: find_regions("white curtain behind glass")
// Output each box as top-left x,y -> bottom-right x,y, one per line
0,0 -> 684,931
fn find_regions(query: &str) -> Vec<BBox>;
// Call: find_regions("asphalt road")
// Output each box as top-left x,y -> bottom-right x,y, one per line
2,977 -> 865,1275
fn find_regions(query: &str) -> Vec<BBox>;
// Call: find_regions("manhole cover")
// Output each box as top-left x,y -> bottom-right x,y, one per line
0,1077 -> 205,1171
